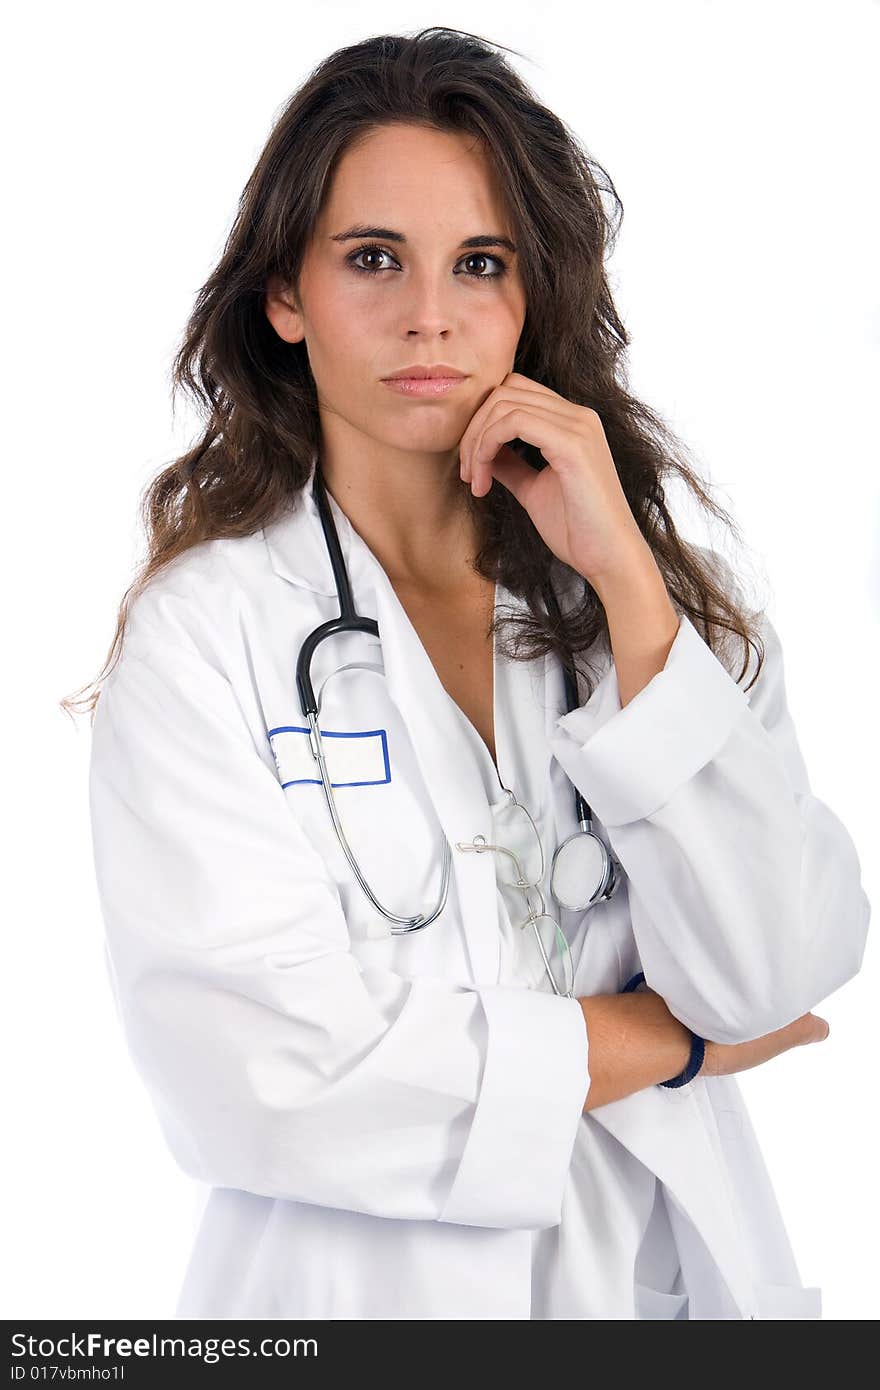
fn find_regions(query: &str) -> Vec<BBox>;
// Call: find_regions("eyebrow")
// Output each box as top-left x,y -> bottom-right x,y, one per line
329,224 -> 518,254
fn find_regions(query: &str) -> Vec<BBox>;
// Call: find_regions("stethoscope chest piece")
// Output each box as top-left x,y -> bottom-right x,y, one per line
546,636 -> 624,914
550,828 -> 621,912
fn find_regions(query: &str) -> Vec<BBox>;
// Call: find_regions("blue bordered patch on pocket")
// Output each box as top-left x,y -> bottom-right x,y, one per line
267,724 -> 391,788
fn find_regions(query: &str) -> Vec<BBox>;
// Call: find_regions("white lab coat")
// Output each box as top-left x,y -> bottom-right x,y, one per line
88,469 -> 870,1320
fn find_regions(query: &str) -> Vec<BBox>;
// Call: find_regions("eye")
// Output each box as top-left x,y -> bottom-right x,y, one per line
348,245 -> 397,275
346,244 -> 508,280
458,252 -> 508,279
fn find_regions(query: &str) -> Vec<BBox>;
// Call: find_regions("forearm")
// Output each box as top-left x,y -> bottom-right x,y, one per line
573,555 -> 697,1104
589,543 -> 680,710
579,992 -> 692,1111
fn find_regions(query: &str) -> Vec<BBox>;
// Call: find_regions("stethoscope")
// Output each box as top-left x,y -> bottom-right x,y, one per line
296,464 -> 624,936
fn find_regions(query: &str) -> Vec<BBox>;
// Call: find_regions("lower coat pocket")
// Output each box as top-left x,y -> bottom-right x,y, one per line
634,1282 -> 690,1319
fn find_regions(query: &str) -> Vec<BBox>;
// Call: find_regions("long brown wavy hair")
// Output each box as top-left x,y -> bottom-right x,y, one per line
61,24 -> 766,722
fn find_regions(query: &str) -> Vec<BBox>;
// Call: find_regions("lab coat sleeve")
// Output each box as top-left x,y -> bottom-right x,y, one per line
547,576 -> 870,1045
88,620 -> 590,1230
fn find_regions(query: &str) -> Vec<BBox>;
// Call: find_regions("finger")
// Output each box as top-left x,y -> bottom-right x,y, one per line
470,410 -> 527,496
504,372 -> 589,412
774,1011 -> 830,1047
461,384 -> 580,481
459,385 -> 512,482
711,1011 -> 831,1077
471,404 -> 575,496
799,1012 -> 830,1044
478,444 -> 540,505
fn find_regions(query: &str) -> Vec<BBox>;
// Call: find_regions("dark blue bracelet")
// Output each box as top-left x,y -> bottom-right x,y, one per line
620,971 -> 705,1088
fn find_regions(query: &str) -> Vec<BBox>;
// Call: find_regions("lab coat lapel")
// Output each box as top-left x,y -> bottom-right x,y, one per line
263,477 -> 502,986
492,585 -> 560,820
366,564 -> 502,985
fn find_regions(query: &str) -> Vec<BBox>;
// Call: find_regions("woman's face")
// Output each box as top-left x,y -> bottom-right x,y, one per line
264,123 -> 528,462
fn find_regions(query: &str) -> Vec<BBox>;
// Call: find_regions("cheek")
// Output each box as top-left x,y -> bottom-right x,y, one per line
304,288 -> 374,376
475,297 -> 526,363
500,286 -> 528,338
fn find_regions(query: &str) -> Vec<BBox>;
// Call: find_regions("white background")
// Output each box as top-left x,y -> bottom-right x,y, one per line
4,0 -> 877,1319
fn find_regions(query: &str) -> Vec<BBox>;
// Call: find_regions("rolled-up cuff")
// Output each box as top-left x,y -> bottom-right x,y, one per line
549,614 -> 750,827
438,987 -> 589,1229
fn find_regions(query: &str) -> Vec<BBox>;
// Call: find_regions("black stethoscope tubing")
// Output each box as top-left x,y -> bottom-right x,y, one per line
296,464 -> 622,926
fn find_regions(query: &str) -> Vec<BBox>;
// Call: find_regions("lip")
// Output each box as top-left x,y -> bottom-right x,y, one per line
381,376 -> 467,396
381,364 -> 467,379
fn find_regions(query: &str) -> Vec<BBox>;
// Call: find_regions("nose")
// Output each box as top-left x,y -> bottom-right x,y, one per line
394,265 -> 460,335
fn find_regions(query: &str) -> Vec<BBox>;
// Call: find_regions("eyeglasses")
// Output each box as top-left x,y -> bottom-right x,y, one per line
455,790 -> 575,998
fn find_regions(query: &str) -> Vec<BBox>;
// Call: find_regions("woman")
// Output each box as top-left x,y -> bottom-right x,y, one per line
69,28 -> 870,1319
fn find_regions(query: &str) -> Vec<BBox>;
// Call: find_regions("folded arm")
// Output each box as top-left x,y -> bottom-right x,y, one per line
549,553 -> 870,1044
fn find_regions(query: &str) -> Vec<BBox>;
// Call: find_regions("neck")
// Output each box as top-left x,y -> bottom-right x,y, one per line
316,437 -> 479,592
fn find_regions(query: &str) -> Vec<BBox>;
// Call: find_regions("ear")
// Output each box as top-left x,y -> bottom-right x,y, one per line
263,272 -> 305,344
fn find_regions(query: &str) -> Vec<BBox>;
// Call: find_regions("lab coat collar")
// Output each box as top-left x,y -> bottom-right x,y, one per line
262,458 -> 562,986
261,454 -> 356,598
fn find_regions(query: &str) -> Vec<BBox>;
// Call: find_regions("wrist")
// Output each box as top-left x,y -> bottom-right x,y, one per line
585,536 -> 663,608
664,1012 -> 694,1082
659,1029 -> 705,1088
620,971 -> 704,1089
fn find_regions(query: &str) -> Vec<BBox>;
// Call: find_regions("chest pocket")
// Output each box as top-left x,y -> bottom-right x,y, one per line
267,656 -> 446,942
268,658 -> 391,790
